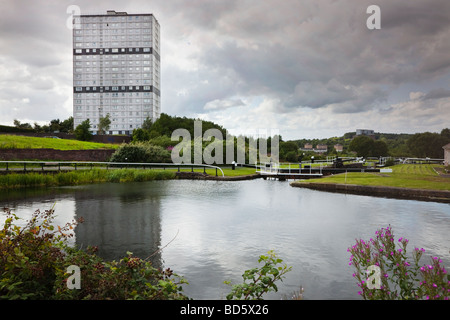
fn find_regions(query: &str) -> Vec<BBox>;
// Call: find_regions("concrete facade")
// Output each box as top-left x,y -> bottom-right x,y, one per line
72,10 -> 160,135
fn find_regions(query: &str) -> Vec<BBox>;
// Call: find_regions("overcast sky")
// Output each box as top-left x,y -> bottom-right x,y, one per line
0,0 -> 449,140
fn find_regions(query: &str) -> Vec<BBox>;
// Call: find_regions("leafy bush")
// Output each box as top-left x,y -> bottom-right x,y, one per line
54,248 -> 188,300
224,250 -> 292,300
348,226 -> 449,300
0,207 -> 187,300
110,144 -> 147,163
0,207 -> 78,299
110,142 -> 171,163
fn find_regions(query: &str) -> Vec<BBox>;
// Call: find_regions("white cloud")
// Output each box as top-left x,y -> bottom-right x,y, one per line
410,92 -> 426,100
203,98 -> 245,111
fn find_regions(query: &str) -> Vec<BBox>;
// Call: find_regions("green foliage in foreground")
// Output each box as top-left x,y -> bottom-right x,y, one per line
348,226 -> 449,300
0,169 -> 176,189
0,207 -> 188,300
224,250 -> 292,300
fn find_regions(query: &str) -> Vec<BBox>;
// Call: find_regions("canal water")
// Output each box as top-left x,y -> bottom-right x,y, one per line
1,179 -> 449,300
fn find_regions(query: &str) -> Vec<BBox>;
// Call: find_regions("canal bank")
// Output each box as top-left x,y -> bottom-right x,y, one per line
290,164 -> 450,203
290,181 -> 450,203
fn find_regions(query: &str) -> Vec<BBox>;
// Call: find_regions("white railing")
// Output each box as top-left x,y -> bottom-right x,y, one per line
257,162 -> 323,176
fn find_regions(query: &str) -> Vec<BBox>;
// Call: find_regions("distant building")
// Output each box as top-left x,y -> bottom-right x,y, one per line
334,144 -> 343,152
72,10 -> 161,135
443,143 -> 450,166
356,129 -> 375,139
315,144 -> 328,153
300,143 -> 330,154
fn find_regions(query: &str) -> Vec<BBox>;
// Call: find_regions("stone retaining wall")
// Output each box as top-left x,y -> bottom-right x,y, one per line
290,182 -> 450,203
0,148 -> 115,161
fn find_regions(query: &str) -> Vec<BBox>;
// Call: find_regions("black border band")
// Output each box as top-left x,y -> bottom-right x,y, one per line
73,85 -> 160,96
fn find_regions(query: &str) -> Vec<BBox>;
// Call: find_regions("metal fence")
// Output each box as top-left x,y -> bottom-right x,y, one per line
0,161 -> 225,177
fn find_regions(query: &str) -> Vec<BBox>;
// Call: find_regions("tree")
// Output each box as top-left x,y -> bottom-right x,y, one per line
141,116 -> 153,131
60,117 -> 74,133
279,141 -> 299,161
407,132 -> 448,158
74,119 -> 92,141
372,140 -> 389,157
98,114 -> 111,135
132,128 -> 150,142
13,119 -> 32,129
149,113 -> 227,138
49,119 -> 61,132
349,136 -> 375,157
33,122 -> 43,132
441,128 -> 450,141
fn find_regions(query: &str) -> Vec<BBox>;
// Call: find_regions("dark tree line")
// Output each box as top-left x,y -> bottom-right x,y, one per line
406,129 -> 450,159
13,117 -> 74,134
348,129 -> 449,159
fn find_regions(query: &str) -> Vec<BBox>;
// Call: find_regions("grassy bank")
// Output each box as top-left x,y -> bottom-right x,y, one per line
0,134 -> 117,150
293,164 -> 450,191
0,166 -> 258,189
193,166 -> 257,177
0,169 -> 176,189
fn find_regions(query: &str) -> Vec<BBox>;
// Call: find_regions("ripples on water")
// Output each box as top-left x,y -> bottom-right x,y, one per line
1,179 -> 449,300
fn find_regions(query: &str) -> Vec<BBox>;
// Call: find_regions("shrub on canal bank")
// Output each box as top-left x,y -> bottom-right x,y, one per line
109,142 -> 171,163
0,207 -> 188,300
0,169 -> 176,189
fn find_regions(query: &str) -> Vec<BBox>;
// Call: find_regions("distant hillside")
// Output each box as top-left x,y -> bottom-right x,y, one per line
292,131 -> 414,157
291,129 -> 449,158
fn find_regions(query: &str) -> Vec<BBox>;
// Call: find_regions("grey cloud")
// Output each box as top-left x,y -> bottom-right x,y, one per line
422,88 -> 450,100
381,1 -> 450,35
179,0 -> 450,116
284,79 -> 356,109
1,0 -> 449,137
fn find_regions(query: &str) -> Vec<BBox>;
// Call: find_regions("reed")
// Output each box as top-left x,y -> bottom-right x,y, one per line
0,169 -> 176,189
